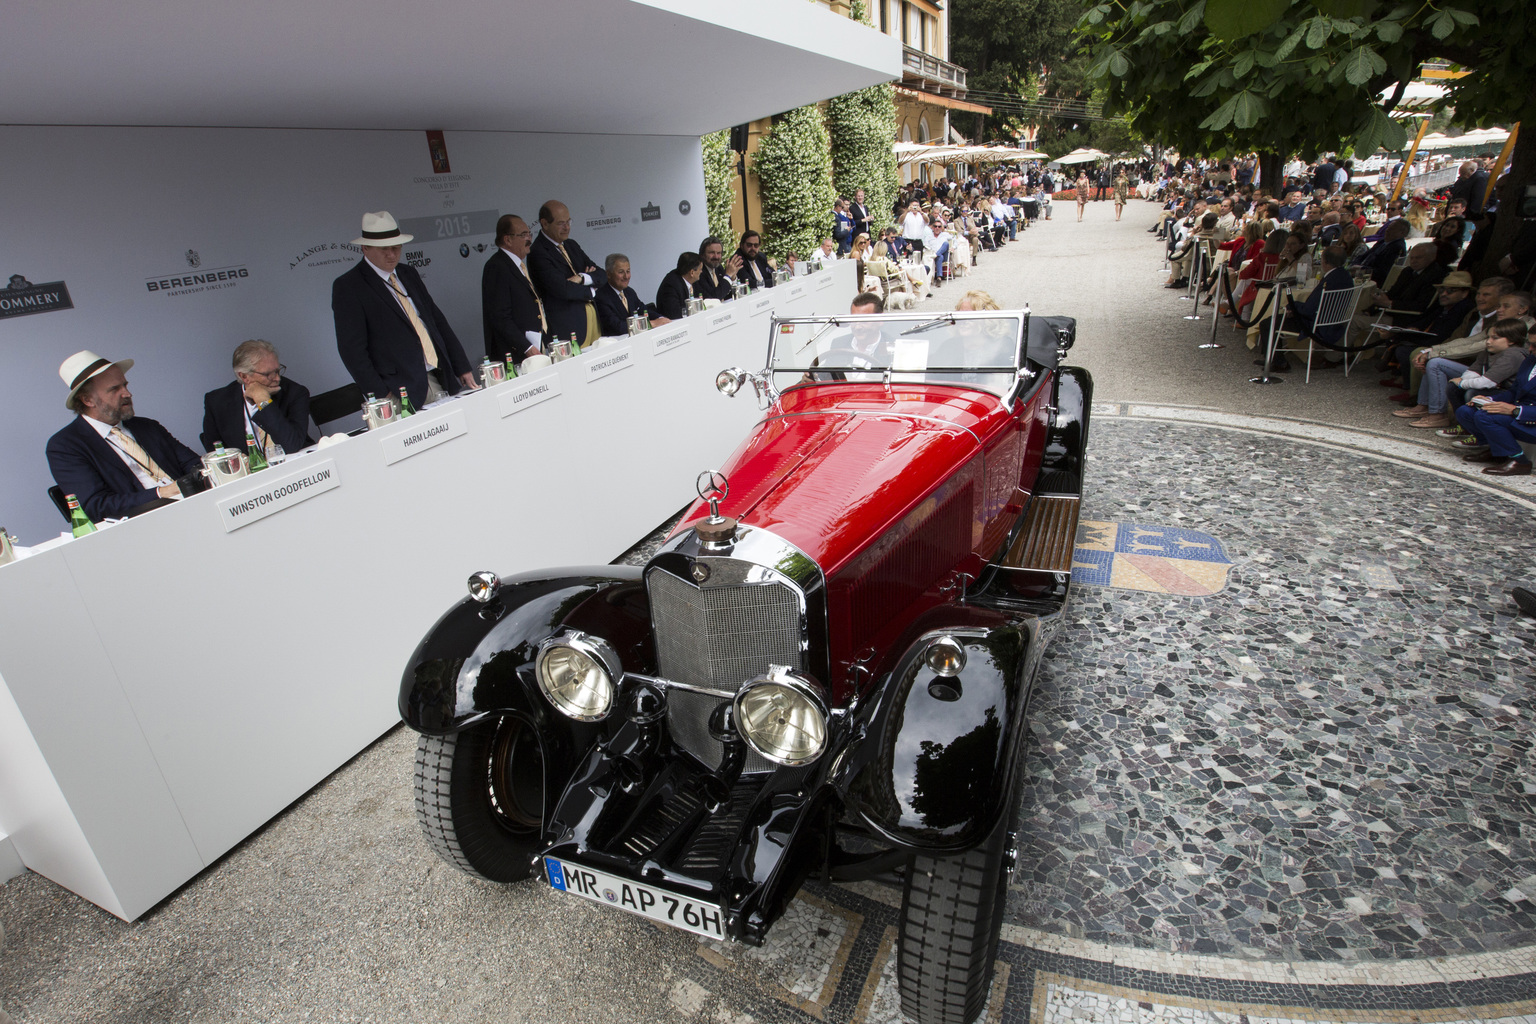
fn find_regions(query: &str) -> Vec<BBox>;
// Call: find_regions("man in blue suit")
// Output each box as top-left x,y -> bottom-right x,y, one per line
46,350 -> 203,521
1454,350 -> 1536,476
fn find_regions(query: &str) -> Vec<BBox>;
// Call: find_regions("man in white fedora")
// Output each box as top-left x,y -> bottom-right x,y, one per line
45,351 -> 202,521
332,211 -> 477,409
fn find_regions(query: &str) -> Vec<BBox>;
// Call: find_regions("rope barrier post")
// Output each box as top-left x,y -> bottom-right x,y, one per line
1249,282 -> 1287,385
1180,245 -> 1199,300
1182,245 -> 1204,319
1201,262 -> 1225,348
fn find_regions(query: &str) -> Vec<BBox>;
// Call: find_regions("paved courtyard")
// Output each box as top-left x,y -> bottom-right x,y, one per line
3,199 -> 1534,1024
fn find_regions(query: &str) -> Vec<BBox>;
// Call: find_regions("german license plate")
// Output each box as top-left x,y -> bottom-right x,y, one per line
544,857 -> 725,940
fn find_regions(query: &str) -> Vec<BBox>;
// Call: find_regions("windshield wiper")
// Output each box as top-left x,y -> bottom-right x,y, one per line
899,313 -> 955,337
793,318 -> 842,355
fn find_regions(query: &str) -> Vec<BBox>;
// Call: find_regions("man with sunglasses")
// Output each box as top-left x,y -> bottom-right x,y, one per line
200,339 -> 314,455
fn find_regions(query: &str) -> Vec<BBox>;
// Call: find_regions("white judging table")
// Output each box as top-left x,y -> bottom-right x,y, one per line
0,263 -> 854,918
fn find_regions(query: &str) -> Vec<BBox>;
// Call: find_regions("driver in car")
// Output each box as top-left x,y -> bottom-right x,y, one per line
804,294 -> 895,382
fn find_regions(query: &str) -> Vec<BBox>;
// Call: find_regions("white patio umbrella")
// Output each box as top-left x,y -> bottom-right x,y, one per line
1053,147 -> 1110,165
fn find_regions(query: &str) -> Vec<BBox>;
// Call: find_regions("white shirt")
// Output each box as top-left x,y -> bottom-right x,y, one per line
539,231 -> 594,289
901,211 -> 927,240
499,247 -> 544,353
83,415 -> 169,490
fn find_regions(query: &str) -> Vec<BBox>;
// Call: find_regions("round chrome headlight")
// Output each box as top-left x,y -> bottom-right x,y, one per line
733,666 -> 828,766
716,368 -> 746,396
535,632 -> 621,721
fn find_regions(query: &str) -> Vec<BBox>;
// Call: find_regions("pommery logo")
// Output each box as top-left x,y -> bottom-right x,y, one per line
0,274 -> 74,320
641,202 -> 661,222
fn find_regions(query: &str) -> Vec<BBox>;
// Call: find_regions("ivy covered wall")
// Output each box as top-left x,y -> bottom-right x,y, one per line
752,104 -> 838,264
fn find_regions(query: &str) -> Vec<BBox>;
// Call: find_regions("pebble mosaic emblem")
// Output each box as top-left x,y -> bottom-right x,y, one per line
1072,520 -> 1235,596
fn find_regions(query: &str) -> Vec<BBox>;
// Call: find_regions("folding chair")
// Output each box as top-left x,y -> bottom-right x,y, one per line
1273,282 -> 1372,383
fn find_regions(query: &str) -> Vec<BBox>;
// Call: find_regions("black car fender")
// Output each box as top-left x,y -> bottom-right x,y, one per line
835,612 -> 1045,854
398,567 -> 654,736
1045,365 -> 1093,480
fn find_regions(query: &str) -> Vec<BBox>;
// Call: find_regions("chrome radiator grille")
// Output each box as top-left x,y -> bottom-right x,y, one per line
647,563 -> 805,772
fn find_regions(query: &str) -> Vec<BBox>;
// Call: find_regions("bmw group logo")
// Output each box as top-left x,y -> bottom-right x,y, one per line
459,243 -> 470,258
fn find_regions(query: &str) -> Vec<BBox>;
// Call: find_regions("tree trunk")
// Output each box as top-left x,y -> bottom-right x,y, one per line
1475,118 -> 1535,284
1258,151 -> 1283,195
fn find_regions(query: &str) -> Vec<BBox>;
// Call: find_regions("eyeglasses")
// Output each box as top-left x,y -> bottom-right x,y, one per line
246,364 -> 285,379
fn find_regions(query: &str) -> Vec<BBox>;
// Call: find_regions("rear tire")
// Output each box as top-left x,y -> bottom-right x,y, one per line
897,799 -> 1018,1024
414,715 -> 547,882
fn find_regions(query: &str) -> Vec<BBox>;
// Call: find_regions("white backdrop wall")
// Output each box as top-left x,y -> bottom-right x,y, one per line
0,125 -> 710,541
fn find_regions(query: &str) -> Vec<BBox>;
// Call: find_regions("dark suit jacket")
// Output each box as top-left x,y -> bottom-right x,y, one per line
737,251 -> 775,289
655,270 -> 694,321
1491,354 -> 1536,422
1355,237 -> 1406,286
693,263 -> 734,302
481,249 -> 549,364
1381,263 -> 1447,318
594,285 -> 652,337
331,260 -> 472,409
528,233 -> 608,341
46,415 -> 202,522
849,202 -> 871,240
201,379 -> 314,453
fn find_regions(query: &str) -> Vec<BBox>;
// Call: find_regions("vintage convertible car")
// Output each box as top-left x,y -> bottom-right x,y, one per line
400,307 -> 1091,1024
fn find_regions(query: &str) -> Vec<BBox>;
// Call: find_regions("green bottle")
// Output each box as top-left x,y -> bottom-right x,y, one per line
570,333 -> 582,357
245,429 -> 269,473
506,355 -> 517,379
398,386 -> 416,417
65,494 -> 96,537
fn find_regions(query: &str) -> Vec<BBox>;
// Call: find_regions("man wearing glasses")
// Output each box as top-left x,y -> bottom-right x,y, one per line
200,339 -> 314,456
482,213 -> 550,365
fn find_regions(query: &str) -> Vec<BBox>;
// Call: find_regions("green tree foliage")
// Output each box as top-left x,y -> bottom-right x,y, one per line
826,83 -> 901,228
951,0 -> 1084,139
700,129 -> 738,245
753,105 -> 839,265
1077,0 -> 1533,272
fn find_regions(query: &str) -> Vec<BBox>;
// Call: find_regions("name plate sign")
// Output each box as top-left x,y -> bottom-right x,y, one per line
651,326 -> 691,356
586,344 -> 633,382
499,372 -> 562,416
815,270 -> 836,290
380,408 -> 468,466
217,459 -> 340,533
786,284 -> 806,302
704,308 -> 736,335
747,295 -> 774,317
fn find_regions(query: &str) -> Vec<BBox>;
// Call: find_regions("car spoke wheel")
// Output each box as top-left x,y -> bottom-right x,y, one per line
897,797 -> 1017,1024
414,715 -> 546,882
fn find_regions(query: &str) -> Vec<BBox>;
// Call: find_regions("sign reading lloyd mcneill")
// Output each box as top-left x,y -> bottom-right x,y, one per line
216,459 -> 340,533
0,275 -> 73,320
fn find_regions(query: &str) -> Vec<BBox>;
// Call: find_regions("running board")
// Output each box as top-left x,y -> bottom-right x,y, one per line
1003,493 -> 1081,573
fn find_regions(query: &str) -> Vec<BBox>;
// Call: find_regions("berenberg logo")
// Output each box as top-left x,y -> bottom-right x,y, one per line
185,250 -> 202,268
0,274 -> 74,320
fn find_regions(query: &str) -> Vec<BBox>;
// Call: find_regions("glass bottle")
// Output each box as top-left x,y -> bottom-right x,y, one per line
246,429 -> 269,473
398,386 -> 416,417
66,494 -> 96,537
506,355 -> 517,379
570,333 -> 582,357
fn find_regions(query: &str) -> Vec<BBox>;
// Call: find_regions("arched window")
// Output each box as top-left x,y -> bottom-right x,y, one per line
919,116 -> 931,143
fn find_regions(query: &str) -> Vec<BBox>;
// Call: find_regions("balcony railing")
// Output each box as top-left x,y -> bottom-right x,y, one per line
903,45 -> 967,95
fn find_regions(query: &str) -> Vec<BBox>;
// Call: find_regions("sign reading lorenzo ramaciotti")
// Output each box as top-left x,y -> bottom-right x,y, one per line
1,275 -> 74,320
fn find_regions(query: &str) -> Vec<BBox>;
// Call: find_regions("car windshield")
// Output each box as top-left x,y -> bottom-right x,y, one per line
768,311 -> 1025,396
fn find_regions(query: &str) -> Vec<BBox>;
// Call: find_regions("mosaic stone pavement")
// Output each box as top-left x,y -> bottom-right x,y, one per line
1013,416 -> 1536,962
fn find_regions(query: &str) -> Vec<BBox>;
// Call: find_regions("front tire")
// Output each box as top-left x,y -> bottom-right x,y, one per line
897,800 -> 1018,1024
413,714 -> 547,882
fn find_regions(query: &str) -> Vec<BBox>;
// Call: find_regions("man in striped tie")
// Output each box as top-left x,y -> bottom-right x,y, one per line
333,211 -> 478,410
46,350 -> 203,521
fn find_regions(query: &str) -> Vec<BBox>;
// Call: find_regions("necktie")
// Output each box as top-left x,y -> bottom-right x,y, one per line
556,243 -> 578,276
247,407 -> 272,456
514,258 -> 549,332
620,289 -> 629,313
109,426 -> 168,485
387,272 -> 438,370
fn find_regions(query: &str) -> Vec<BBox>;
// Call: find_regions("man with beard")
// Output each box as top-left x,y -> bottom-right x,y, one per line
693,235 -> 743,301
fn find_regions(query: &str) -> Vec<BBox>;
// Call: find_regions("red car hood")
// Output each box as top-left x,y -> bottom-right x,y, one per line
676,386 -> 999,576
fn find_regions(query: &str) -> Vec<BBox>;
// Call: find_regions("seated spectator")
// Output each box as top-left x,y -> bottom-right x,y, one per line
923,214 -> 952,285
1277,189 -> 1307,222
1354,217 -> 1412,284
47,350 -> 202,521
1397,318 -> 1529,429
200,339 -> 314,455
1229,228 -> 1287,315
694,236 -> 742,301
655,252 -> 704,320
1259,245 -> 1355,372
594,253 -> 667,336
1403,277 -> 1519,400
1338,223 -> 1368,265
737,230 -> 777,289
1432,216 -> 1465,267
1382,271 -> 1478,388
1166,211 -> 1219,288
1452,344 -> 1536,476
1364,242 -> 1445,333
807,236 -> 838,263
873,226 -> 904,261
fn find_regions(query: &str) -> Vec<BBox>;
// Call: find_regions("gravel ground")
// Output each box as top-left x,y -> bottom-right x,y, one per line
0,200 -> 1515,1024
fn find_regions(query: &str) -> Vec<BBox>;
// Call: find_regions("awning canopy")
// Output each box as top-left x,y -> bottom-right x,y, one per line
894,142 -> 1046,166
1053,147 -> 1111,165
